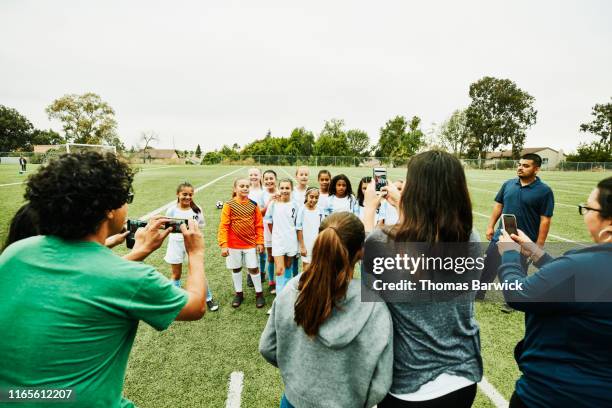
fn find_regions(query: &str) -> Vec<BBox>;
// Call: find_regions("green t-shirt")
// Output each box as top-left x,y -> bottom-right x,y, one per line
0,236 -> 188,408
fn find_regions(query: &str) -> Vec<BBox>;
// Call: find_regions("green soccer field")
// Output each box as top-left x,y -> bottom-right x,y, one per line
0,163 -> 608,408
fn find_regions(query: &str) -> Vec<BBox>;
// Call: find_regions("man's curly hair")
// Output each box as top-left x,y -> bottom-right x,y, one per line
25,152 -> 135,240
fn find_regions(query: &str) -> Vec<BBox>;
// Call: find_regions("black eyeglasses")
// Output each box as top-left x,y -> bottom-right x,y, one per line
578,204 -> 601,215
126,192 -> 135,204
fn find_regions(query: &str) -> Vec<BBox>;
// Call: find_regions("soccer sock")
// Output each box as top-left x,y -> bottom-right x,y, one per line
259,253 -> 266,276
232,271 -> 243,293
206,286 -> 213,302
267,261 -> 275,283
276,274 -> 286,294
292,257 -> 299,277
251,272 -> 263,293
171,280 -> 181,288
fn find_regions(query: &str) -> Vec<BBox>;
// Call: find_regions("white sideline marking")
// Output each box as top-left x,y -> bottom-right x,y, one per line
469,186 -> 575,209
478,377 -> 509,408
139,167 -> 245,220
0,182 -> 23,187
225,371 -> 244,408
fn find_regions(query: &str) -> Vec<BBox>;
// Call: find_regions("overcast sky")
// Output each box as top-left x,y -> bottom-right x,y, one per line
1,0 -> 610,153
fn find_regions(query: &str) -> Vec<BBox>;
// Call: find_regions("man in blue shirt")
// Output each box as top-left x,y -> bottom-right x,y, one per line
476,153 -> 555,304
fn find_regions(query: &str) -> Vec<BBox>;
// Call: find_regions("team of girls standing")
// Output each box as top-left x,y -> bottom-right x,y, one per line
217,178 -> 266,308
164,182 -> 218,311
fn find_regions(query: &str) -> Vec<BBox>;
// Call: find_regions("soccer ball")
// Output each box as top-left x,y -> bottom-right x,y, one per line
215,200 -> 223,209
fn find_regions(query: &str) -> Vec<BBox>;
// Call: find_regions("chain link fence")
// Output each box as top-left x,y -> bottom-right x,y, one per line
2,151 -> 611,171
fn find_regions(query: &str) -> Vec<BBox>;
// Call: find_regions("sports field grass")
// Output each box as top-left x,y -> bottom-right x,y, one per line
0,163 -> 607,407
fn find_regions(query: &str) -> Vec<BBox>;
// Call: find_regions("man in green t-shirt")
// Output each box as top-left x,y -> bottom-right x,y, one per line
0,153 -> 208,407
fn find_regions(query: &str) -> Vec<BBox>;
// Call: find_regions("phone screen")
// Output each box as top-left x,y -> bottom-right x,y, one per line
373,168 -> 387,191
502,214 -> 518,236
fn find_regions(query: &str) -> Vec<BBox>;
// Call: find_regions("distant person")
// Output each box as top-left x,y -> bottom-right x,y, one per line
478,153 -> 554,303
496,176 -> 612,408
363,151 -> 482,408
0,152 -> 208,408
260,212 -> 393,408
18,155 -> 27,173
247,167 -> 267,287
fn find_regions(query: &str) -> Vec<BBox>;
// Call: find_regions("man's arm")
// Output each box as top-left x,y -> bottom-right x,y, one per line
486,202 -> 503,241
536,216 -> 552,247
175,219 -> 207,321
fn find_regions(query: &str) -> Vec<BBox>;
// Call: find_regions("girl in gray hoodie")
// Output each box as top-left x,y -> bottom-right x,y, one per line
259,212 -> 394,408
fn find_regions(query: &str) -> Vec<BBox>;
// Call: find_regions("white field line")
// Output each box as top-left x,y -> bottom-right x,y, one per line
472,211 -> 584,245
287,167 -> 512,408
139,167 -> 244,220
478,377 -> 509,408
0,181 -> 23,187
469,186 -> 575,209
468,178 -> 592,195
139,165 -> 175,171
225,371 -> 244,408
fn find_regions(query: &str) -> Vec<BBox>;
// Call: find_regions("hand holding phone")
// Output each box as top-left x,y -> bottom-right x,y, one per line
373,167 -> 387,191
501,214 -> 518,236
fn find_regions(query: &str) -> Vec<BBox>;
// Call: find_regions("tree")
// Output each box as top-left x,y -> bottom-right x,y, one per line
465,76 -> 537,159
195,144 -> 202,158
566,141 -> 612,162
439,109 -> 470,157
46,92 -> 119,145
346,129 -> 370,156
377,116 -> 406,157
314,119 -> 349,156
580,98 -> 612,155
140,131 -> 159,163
288,127 -> 315,157
0,105 -> 34,151
376,115 -> 424,160
31,129 -> 63,146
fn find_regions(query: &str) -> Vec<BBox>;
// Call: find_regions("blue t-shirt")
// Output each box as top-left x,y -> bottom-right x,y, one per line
494,177 -> 554,242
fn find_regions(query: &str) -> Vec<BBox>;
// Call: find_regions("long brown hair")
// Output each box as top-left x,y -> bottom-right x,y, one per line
177,181 -> 201,214
294,212 -> 365,337
390,150 -> 472,243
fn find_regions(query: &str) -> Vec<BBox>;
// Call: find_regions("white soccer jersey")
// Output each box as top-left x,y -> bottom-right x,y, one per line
355,204 -> 383,224
264,200 -> 299,255
292,187 -> 308,207
261,190 -> 277,247
317,192 -> 330,212
296,206 -> 324,262
248,188 -> 265,208
165,204 -> 205,241
380,200 -> 400,225
324,195 -> 357,216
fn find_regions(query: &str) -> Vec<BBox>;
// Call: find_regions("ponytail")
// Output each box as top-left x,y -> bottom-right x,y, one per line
294,212 -> 365,337
176,181 -> 201,214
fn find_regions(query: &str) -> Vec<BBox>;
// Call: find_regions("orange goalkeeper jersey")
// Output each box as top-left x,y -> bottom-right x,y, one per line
217,197 -> 264,249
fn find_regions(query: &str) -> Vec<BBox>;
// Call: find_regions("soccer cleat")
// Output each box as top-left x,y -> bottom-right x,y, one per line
207,299 -> 219,312
232,293 -> 244,308
255,294 -> 266,308
266,308 -> 272,315
247,274 -> 254,287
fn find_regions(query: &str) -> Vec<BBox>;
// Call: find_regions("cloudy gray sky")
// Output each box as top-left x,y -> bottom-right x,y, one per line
1,0 -> 611,153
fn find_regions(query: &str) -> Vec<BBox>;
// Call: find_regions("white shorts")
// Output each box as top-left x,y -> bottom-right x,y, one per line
226,248 -> 258,269
264,222 -> 272,248
164,238 -> 186,264
272,246 -> 298,257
